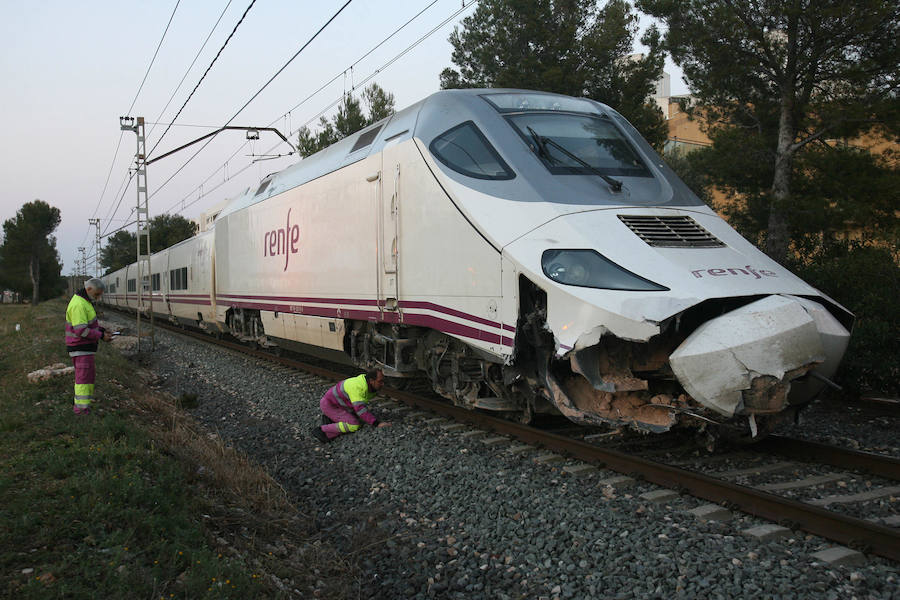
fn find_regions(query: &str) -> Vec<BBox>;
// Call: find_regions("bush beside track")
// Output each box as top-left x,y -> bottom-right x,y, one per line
0,298 -> 353,598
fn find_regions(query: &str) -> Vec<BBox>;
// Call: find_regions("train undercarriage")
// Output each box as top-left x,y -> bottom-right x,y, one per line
221,274 -> 844,443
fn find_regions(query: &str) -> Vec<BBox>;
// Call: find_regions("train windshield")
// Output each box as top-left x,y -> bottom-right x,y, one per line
504,111 -> 651,177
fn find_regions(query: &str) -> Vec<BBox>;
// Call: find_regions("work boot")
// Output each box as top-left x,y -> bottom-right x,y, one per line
321,414 -> 333,426
311,426 -> 329,444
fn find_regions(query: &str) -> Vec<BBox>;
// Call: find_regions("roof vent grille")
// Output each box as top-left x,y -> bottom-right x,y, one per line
618,215 -> 726,248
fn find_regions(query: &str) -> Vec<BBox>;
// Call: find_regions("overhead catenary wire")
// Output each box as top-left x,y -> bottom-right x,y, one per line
84,0 -> 180,247
148,0 -> 254,158
101,171 -> 136,237
81,130 -> 125,248
149,0 -> 355,202
99,0 -> 250,244
126,0 -> 182,117
147,0 -> 235,143
162,0 -> 465,216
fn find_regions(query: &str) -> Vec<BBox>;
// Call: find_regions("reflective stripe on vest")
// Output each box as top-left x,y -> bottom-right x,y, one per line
65,294 -> 100,345
331,383 -> 352,408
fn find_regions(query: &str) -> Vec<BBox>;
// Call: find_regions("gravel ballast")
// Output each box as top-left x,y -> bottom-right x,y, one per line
103,314 -> 899,599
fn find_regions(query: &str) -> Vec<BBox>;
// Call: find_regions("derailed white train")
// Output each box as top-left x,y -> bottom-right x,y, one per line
102,89 -> 852,440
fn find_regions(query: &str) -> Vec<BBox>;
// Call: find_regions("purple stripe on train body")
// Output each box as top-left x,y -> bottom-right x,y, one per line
217,293 -> 379,306
217,299 -> 514,347
399,300 -> 510,331
167,298 -> 212,306
215,294 -> 516,334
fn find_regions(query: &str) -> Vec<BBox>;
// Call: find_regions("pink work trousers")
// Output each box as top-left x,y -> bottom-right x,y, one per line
72,354 -> 96,406
319,388 -> 361,440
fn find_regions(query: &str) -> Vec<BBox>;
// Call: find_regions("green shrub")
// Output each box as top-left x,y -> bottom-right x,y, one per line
788,238 -> 900,396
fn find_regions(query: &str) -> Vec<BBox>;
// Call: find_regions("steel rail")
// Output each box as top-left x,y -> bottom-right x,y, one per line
110,311 -> 900,562
385,387 -> 900,564
756,435 -> 900,481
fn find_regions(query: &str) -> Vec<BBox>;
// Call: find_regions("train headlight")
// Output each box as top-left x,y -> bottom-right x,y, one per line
541,249 -> 669,291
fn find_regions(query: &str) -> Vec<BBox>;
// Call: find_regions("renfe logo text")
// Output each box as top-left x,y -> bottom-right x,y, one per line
264,208 -> 300,271
691,265 -> 777,279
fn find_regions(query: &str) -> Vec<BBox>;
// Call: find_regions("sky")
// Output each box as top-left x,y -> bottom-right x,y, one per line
0,0 -> 687,275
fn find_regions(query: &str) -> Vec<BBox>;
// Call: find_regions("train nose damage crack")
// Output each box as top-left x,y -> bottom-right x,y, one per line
669,295 -> 829,417
535,294 -> 849,436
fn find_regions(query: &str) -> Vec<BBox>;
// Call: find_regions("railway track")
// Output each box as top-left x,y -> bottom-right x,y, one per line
119,314 -> 900,563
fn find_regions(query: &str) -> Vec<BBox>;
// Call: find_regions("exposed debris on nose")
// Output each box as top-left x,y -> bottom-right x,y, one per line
669,295 -> 827,417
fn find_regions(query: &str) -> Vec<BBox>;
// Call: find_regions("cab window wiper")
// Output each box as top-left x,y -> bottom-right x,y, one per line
526,126 -> 556,164
530,129 -> 623,192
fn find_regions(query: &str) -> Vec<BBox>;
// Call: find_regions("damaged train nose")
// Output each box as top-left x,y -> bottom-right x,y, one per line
669,295 -> 851,420
538,293 -> 850,438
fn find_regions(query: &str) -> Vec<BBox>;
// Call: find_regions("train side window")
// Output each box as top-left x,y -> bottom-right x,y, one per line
169,267 -> 189,290
429,121 -> 515,180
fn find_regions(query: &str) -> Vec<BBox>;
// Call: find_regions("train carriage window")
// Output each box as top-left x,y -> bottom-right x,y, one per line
429,121 -> 515,180
127,279 -> 136,292
151,273 -> 161,291
169,267 -> 189,291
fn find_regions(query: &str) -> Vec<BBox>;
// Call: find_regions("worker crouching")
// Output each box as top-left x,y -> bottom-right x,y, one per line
312,369 -> 391,443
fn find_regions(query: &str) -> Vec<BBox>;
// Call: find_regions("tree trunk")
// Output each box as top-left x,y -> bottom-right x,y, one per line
767,94 -> 796,264
29,255 -> 40,305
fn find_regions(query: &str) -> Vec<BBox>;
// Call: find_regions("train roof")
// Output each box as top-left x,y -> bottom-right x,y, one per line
214,89 -> 606,220
214,88 -> 702,222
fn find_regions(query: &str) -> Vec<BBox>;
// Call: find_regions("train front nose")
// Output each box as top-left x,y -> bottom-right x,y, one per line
669,295 -> 851,419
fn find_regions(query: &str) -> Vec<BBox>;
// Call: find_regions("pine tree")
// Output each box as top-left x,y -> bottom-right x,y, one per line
638,0 -> 900,262
440,0 -> 668,148
0,200 -> 63,304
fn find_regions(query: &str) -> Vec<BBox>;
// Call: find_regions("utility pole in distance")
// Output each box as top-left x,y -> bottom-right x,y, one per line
88,218 -> 101,277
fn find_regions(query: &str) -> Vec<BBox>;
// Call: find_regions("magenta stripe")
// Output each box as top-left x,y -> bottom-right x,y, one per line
168,298 -> 212,306
216,294 -> 516,333
399,300 -> 503,330
219,299 -> 514,347
217,293 -> 379,306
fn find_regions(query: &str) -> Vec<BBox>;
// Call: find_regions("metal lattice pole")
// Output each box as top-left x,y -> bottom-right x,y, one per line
120,116 -> 155,353
88,218 -> 101,277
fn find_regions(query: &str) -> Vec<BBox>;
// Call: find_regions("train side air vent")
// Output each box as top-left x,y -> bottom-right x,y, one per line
618,215 -> 726,248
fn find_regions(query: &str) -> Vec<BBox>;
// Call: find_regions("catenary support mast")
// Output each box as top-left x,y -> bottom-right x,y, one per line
120,116 -> 154,353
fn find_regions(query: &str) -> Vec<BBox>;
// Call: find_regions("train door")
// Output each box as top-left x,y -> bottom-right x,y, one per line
378,143 -> 403,321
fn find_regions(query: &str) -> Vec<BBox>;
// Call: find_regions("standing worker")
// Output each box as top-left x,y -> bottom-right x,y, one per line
312,369 -> 391,443
65,278 -> 112,415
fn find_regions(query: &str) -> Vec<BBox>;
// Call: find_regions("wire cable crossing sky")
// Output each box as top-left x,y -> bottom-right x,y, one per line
0,0 -> 682,273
